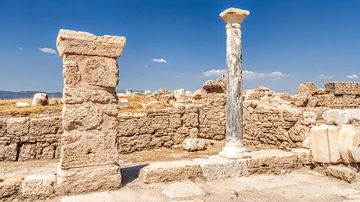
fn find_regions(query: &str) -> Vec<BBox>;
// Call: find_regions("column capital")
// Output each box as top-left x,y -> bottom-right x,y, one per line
220,7 -> 250,24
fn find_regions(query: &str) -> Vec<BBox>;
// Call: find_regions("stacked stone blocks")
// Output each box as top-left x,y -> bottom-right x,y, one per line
56,29 -> 126,194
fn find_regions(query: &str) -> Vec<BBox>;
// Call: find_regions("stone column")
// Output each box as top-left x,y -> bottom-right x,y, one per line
56,29 -> 126,194
219,8 -> 250,159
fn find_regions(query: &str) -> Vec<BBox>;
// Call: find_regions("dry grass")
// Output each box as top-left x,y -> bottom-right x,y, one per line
0,98 -> 62,118
118,95 -> 172,113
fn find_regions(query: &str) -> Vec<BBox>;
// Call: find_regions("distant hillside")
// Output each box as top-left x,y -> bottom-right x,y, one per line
0,91 -> 62,99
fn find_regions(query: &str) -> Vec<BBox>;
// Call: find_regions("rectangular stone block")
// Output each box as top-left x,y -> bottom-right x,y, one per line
60,131 -> 118,169
6,117 -> 29,136
193,155 -> 248,181
248,150 -> 297,174
291,148 -> 312,165
139,160 -> 203,183
325,82 -> 360,95
0,118 -> 6,137
0,144 -> 18,161
0,175 -> 24,199
57,29 -> 126,59
57,164 -> 121,195
62,104 -> 103,131
30,116 -> 62,136
182,138 -> 206,152
326,166 -> 357,183
63,87 -> 118,104
21,175 -> 56,199
310,125 -> 341,163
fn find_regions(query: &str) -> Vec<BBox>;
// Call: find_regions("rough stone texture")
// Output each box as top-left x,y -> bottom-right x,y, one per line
57,165 -> 121,195
298,82 -> 318,96
325,82 -> 360,95
162,181 -> 205,199
56,29 -> 124,195
32,93 -> 48,106
248,150 -> 298,174
182,138 -> 206,151
57,29 -> 126,58
0,144 -> 18,161
193,155 -> 248,181
291,148 -> 312,165
21,175 -> 56,199
6,117 -> 29,136
203,76 -> 226,93
139,160 -> 203,183
322,109 -> 360,125
326,166 -> 357,183
0,175 -> 23,201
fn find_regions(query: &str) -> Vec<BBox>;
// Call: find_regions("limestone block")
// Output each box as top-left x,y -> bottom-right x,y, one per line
63,60 -> 81,85
338,125 -> 360,164
0,144 -> 18,161
6,117 -> 29,136
60,131 -> 118,169
21,175 -> 56,198
30,116 -> 62,136
118,134 -> 152,153
189,128 -> 199,138
63,87 -> 118,104
309,125 -> 341,163
193,155 -> 248,181
291,148 -> 312,165
169,114 -> 182,128
18,143 -> 36,161
182,113 -> 199,127
0,118 -> 6,136
57,164 -> 121,195
202,77 -> 226,93
84,57 -> 119,88
298,82 -> 318,96
322,109 -> 360,125
325,82 -> 360,95
248,150 -> 297,174
302,112 -> 317,126
16,102 -> 30,107
182,138 -> 206,152
0,175 -> 23,199
56,29 -> 126,59
139,160 -> 203,183
32,93 -> 48,106
62,104 -> 103,131
326,166 -> 356,183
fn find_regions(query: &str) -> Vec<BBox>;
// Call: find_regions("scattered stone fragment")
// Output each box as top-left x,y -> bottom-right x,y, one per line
32,93 -> 48,106
16,102 -> 30,107
182,138 -> 206,152
326,166 -> 357,183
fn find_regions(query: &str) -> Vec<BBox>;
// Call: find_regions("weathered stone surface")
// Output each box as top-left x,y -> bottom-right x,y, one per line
326,166 -> 357,183
62,105 -> 103,131
21,174 -> 56,198
32,93 -> 48,106
298,82 -> 317,96
248,150 -> 297,174
0,144 -> 18,161
139,160 -> 203,183
63,60 -> 81,85
322,109 -> 360,125
291,148 -> 312,165
0,175 -> 23,200
6,117 -> 29,136
84,57 -> 119,88
0,118 -> 6,137
63,87 -> 118,104
30,116 -> 62,136
57,165 -> 121,195
338,125 -> 360,164
162,181 -> 205,199
182,138 -> 206,152
310,125 -> 341,163
203,77 -> 226,93
57,29 -> 126,58
60,131 -> 118,169
325,82 -> 360,95
193,155 -> 247,181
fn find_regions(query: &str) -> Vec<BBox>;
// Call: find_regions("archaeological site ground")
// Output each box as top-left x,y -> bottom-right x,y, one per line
2,7 -> 360,202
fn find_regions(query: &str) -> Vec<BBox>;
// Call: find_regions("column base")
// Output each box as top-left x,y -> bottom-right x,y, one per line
219,146 -> 251,159
56,164 -> 121,195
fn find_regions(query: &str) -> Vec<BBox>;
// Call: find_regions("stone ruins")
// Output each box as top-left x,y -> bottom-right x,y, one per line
1,7 -> 360,201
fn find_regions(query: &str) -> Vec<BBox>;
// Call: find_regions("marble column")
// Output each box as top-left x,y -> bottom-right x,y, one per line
219,8 -> 250,159
56,29 -> 126,194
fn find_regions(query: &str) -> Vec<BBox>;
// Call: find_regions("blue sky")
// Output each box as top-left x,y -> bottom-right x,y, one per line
0,0 -> 359,94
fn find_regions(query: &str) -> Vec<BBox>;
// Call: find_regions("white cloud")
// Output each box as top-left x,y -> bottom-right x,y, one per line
38,47 -> 57,54
346,74 -> 358,79
152,58 -> 167,63
203,69 -> 226,77
18,47 -> 23,50
243,70 -> 288,80
317,74 -> 333,80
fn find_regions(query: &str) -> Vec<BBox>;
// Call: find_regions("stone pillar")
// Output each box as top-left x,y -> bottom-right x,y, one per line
218,8 -> 250,159
56,29 -> 126,194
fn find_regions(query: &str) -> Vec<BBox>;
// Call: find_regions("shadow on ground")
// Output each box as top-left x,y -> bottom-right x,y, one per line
121,164 -> 148,186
